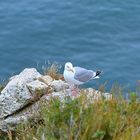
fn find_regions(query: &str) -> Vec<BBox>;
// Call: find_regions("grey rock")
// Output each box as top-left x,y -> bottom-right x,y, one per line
38,75 -> 53,85
0,68 -> 112,132
27,80 -> 48,97
83,88 -> 102,101
43,89 -> 71,101
102,92 -> 112,100
50,80 -> 69,92
0,68 -> 42,119
0,87 -> 112,132
0,100 -> 41,132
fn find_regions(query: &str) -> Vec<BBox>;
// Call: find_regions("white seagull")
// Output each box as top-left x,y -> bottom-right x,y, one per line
63,62 -> 101,96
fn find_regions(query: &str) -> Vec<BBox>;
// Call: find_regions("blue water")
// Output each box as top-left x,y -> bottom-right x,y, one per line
0,0 -> 140,91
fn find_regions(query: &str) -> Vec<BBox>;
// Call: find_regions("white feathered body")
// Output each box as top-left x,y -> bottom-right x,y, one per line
63,69 -> 83,85
63,62 -> 100,86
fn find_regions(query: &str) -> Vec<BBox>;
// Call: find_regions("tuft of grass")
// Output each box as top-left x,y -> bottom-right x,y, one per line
44,62 -> 64,80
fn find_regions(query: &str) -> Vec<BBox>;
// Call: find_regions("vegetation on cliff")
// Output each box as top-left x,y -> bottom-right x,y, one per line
0,87 -> 139,140
0,64 -> 140,140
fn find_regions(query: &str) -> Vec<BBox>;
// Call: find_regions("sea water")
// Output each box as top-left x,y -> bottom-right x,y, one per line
0,0 -> 140,91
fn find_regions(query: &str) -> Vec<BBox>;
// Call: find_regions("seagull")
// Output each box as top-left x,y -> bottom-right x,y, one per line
63,62 -> 101,96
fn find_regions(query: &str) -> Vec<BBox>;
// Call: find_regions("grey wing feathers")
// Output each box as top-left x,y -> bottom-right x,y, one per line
74,67 -> 96,82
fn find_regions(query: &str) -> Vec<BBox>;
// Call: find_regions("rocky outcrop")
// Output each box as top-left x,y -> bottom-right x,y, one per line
0,68 -> 112,132
38,75 -> 53,85
0,68 -> 44,119
0,98 -> 41,132
50,80 -> 69,92
26,80 -> 48,100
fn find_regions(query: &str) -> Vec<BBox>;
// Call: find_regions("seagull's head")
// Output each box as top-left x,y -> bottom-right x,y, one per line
65,62 -> 74,73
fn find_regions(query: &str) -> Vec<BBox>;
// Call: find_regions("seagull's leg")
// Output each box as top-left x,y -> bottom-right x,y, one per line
76,85 -> 79,90
69,84 -> 74,90
71,85 -> 79,96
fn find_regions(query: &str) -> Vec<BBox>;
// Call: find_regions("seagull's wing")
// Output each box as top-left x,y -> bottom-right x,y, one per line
74,67 -> 96,82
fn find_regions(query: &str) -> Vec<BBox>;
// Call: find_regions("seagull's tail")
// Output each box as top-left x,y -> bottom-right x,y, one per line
93,70 -> 102,79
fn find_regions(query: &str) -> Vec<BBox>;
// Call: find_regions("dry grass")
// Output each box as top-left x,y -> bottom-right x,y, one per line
44,63 -> 64,80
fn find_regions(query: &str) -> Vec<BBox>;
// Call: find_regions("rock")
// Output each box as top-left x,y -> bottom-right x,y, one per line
38,75 -> 53,85
0,88 -> 112,132
83,88 -> 102,101
0,89 -> 71,132
83,88 -> 112,102
9,75 -> 18,81
102,92 -> 112,100
43,88 -> 111,103
0,99 -> 41,132
0,67 -> 112,132
26,80 -> 48,101
50,80 -> 69,92
67,88 -> 111,104
43,89 -> 71,101
0,68 -> 42,119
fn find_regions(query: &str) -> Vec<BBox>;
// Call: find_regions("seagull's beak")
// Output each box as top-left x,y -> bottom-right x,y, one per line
68,68 -> 74,73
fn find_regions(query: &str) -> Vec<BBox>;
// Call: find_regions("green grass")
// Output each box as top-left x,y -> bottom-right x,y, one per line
0,85 -> 4,93
3,90 -> 140,140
